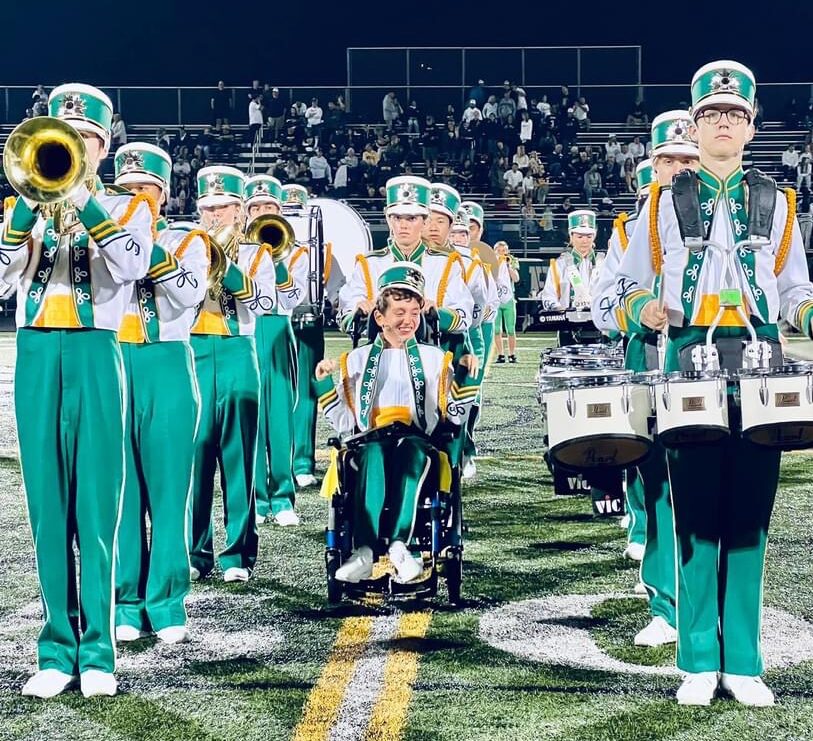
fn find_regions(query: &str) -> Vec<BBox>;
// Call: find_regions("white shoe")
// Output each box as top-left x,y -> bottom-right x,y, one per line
189,566 -> 201,582
335,546 -> 374,583
388,541 -> 423,583
461,459 -> 477,480
223,567 -> 250,583
676,672 -> 718,706
80,670 -> 117,698
619,514 -> 630,530
623,542 -> 645,562
157,626 -> 191,644
255,513 -> 267,526
115,625 -> 149,642
634,616 -> 677,647
633,581 -> 649,596
21,669 -> 77,698
720,674 -> 775,707
296,473 -> 318,488
273,509 -> 300,527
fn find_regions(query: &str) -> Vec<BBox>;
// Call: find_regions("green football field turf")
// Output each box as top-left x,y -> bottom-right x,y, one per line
1,333 -> 813,741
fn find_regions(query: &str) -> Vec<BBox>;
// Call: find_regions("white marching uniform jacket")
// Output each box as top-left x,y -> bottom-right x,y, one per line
119,224 -> 209,343
338,242 -> 474,333
273,245 -> 310,316
456,245 -> 488,328
316,342 -> 472,436
0,184 -> 153,331
615,176 -> 813,332
592,215 -> 639,332
191,240 -> 277,337
539,249 -> 604,311
495,256 -> 516,305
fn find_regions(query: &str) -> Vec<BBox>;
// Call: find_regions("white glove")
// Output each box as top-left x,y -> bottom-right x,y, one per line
67,182 -> 92,210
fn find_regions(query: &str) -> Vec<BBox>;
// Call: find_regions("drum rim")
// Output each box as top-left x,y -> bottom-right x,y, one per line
545,372 -> 637,389
737,364 -> 813,378
662,370 -> 729,382
658,424 -> 731,447
550,433 -> 652,469
742,421 -> 813,450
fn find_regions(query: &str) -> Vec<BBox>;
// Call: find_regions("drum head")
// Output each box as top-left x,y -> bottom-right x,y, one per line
309,198 -> 372,280
743,422 -> 813,451
658,425 -> 730,448
550,434 -> 651,470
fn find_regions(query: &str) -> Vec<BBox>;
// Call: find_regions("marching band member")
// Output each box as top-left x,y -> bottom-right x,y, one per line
246,178 -> 307,527
113,144 -> 209,646
616,61 -> 813,706
316,263 -> 477,583
188,166 -> 277,584
493,241 -> 519,363
450,207 -> 489,479
0,84 -> 153,697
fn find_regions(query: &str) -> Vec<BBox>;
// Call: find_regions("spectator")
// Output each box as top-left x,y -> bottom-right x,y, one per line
458,119 -> 479,163
497,90 -> 517,123
305,98 -> 323,139
173,155 -> 191,179
605,133 -> 621,161
219,124 -> 237,162
247,79 -> 262,101
571,96 -> 591,129
583,164 -> 607,204
484,113 -> 501,154
528,150 -> 544,176
265,87 -> 287,142
616,142 -> 633,169
629,135 -> 646,162
540,204 -> 554,238
522,169 -> 536,201
248,94 -> 263,142
560,110 -> 580,149
626,97 -> 649,128
420,116 -> 440,169
457,158 -> 474,191
382,91 -> 402,130
175,126 -> 193,151
798,146 -> 812,191
536,94 -> 551,119
441,121 -> 459,160
782,144 -> 800,182
535,165 -> 550,204
623,155 -> 636,192
211,80 -> 231,130
547,143 -> 565,181
292,100 -> 307,118
520,201 -> 538,239
519,110 -> 533,146
445,104 -> 457,126
111,113 -> 127,150
513,144 -> 530,171
32,94 -> 48,117
785,97 -> 801,128
332,158 -> 349,198
605,154 -> 622,194
558,196 -> 574,215
503,162 -> 523,198
440,165 -> 458,188
501,115 -> 519,151
155,127 -> 173,152
405,100 -> 421,134
754,97 -> 764,130
483,95 -> 498,121
468,79 -> 487,109
559,85 -> 571,111
512,83 -> 528,112
31,84 -> 47,104
461,100 -> 482,125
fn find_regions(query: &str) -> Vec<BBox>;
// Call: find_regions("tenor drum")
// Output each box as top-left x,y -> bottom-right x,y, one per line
308,198 -> 372,284
737,364 -> 813,449
543,371 -> 652,469
652,370 -> 729,447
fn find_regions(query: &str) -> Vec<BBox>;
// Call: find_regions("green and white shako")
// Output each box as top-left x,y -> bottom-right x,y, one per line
650,110 -> 699,159
691,60 -> 756,117
568,209 -> 597,234
114,142 -> 173,200
281,183 -> 309,208
429,182 -> 461,221
636,158 -> 655,195
48,82 -> 114,148
377,261 -> 426,298
197,165 -> 245,208
245,175 -> 283,207
385,176 -> 431,216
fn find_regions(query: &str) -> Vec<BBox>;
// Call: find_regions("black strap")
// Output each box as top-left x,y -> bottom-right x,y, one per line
671,170 -> 705,243
745,168 -> 778,240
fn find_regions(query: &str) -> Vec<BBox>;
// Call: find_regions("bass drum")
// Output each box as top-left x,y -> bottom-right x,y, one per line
309,198 -> 372,297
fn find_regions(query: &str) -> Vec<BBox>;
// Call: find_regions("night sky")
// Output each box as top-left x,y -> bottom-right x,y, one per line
2,3 -> 812,87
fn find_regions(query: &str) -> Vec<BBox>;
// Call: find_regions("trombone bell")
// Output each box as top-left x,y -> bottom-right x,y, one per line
3,117 -> 89,203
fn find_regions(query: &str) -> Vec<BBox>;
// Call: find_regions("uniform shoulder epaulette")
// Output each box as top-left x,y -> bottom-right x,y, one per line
103,183 -> 133,196
426,246 -> 453,256
367,246 -> 389,257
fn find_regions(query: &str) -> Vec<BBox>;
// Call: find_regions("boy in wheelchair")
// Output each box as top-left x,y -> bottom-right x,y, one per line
315,263 -> 477,584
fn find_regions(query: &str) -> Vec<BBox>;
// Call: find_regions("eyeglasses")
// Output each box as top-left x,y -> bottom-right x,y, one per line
696,108 -> 751,125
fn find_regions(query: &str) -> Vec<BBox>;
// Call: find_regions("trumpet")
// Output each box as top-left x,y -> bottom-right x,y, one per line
245,213 -> 296,263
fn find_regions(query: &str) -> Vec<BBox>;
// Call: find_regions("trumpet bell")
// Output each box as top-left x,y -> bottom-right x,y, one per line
205,223 -> 240,295
3,117 -> 89,203
246,213 -> 296,263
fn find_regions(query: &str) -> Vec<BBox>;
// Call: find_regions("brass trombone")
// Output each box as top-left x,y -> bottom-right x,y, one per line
245,213 -> 296,264
206,223 -> 241,297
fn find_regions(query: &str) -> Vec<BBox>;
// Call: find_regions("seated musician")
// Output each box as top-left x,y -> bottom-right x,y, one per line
315,263 -> 477,584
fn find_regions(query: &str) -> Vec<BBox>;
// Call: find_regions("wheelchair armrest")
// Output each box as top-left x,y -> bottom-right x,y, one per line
430,419 -> 458,447
327,436 -> 343,450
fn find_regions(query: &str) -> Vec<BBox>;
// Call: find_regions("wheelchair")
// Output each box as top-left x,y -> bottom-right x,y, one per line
324,421 -> 464,605
349,307 -> 440,348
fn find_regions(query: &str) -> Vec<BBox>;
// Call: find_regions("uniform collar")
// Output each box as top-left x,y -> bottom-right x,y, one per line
388,237 -> 427,263
570,248 -> 595,266
697,165 -> 744,194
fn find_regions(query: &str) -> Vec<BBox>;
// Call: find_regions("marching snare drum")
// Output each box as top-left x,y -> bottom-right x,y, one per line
737,364 -> 813,450
652,370 -> 729,447
543,371 -> 652,469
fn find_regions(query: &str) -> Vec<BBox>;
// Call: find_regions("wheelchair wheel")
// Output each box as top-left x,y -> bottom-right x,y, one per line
444,549 -> 463,605
326,552 -> 343,605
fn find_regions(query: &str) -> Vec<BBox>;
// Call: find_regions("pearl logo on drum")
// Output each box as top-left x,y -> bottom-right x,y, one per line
775,392 -> 801,408
682,396 -> 707,412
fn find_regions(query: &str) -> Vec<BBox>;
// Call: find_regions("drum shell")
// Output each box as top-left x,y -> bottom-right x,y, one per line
739,372 -> 813,450
655,376 -> 729,447
544,380 -> 652,469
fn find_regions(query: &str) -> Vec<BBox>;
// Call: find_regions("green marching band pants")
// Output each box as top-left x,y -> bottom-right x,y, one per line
354,434 -> 434,548
188,334 -> 260,576
292,320 -> 325,478
666,325 -> 780,674
496,299 -> 517,337
464,321 -> 494,461
254,315 -> 297,517
115,341 -> 200,632
625,333 -> 675,625
16,328 -> 125,675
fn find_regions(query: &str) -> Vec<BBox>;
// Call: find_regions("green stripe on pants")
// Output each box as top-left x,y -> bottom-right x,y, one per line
625,469 -> 647,546
189,334 -> 260,575
116,341 -> 199,632
255,315 -> 297,517
16,328 -> 125,674
292,322 -> 325,477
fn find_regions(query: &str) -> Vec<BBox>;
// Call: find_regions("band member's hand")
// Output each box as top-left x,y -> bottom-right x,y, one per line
355,299 -> 374,315
641,300 -> 668,331
459,353 -> 479,377
315,359 -> 339,380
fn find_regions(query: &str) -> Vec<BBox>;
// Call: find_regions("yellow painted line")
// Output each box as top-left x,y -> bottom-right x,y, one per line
292,616 -> 374,741
364,611 -> 432,741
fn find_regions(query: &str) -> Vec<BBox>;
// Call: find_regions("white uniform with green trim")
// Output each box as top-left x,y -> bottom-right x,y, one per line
539,249 -> 604,311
